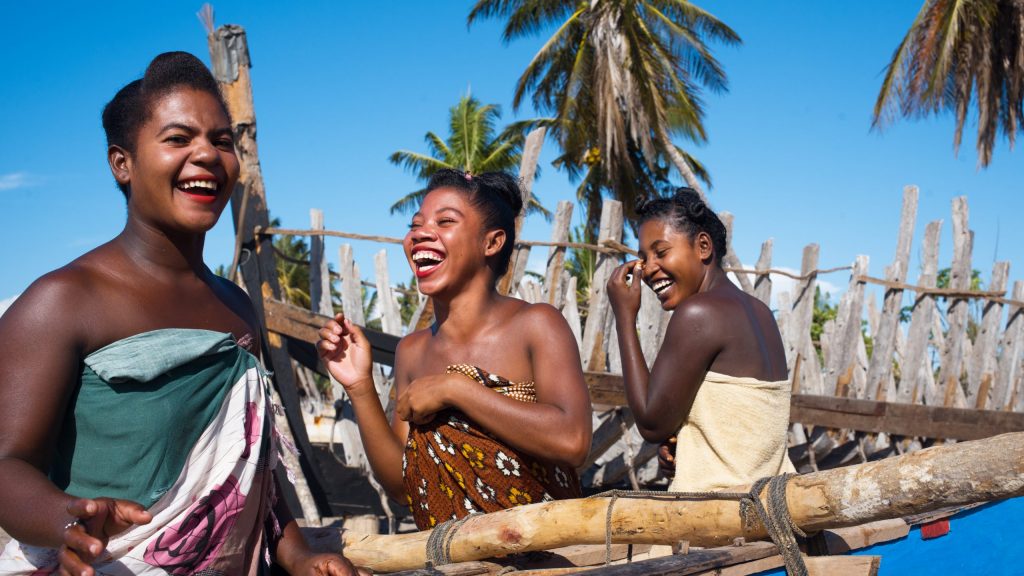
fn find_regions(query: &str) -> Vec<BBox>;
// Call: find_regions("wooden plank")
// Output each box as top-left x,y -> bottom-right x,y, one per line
905,219 -> 942,403
829,256 -> 869,397
867,187 -> 917,401
374,249 -> 402,336
753,239 -> 773,306
967,262 -> 1010,408
581,201 -> 624,371
703,554 -> 880,576
508,245 -> 532,298
787,244 -> 823,395
938,197 -> 972,408
562,275 -> 583,351
497,127 -> 545,296
789,394 -> 1024,440
338,244 -> 366,325
543,201 -> 574,308
994,281 -> 1024,410
263,297 -> 400,367
821,518 -> 909,554
584,371 -> 1024,439
719,212 -> 754,294
309,209 -> 334,317
570,542 -> 778,576
583,408 -> 635,469
638,278 -> 666,366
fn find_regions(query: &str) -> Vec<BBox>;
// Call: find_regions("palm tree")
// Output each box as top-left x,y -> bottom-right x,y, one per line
468,0 -> 739,233
873,0 -> 1024,167
389,93 -> 551,219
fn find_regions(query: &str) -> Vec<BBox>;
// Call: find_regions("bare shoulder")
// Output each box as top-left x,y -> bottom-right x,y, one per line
512,301 -> 574,336
396,326 -> 431,361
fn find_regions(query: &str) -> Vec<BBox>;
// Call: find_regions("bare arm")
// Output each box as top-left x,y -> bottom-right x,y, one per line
319,316 -> 408,501
398,305 -> 592,468
608,262 -> 723,442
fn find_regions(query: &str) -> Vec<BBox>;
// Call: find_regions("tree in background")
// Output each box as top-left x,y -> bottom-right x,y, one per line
873,0 -> 1024,167
469,0 -> 739,234
389,93 -> 550,219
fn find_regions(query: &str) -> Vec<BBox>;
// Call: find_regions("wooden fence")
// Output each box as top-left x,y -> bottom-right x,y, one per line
206,23 -> 1024,527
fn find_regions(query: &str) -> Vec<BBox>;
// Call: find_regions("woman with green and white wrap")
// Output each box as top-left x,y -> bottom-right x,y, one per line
0,52 -> 364,576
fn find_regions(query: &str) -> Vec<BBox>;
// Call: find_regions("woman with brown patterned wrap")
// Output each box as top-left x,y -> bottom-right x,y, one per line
318,170 -> 591,529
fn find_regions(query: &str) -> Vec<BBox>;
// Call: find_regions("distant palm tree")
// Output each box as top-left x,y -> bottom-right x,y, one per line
468,0 -> 739,232
873,0 -> 1024,167
389,93 -> 551,219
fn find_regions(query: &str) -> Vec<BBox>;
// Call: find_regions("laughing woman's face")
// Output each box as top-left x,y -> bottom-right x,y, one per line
113,88 -> 239,234
637,217 -> 713,310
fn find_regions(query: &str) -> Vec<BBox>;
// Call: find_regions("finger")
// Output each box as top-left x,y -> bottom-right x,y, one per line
113,500 -> 152,526
58,545 -> 94,576
64,525 -> 103,564
66,499 -> 98,519
319,325 -> 342,343
357,567 -> 373,576
342,318 -> 369,347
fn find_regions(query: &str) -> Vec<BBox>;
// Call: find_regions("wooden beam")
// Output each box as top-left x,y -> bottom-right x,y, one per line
263,297 -> 400,366
584,372 -> 1024,440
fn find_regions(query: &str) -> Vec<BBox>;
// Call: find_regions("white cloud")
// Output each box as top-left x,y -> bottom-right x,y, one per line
0,294 -> 20,317
0,172 -> 40,192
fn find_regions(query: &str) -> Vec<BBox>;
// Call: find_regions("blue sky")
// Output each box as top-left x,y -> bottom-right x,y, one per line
0,1 -> 1020,313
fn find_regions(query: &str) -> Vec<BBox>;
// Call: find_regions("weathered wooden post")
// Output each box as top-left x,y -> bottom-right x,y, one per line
938,197 -> 972,408
899,221 -> 942,405
865,186 -> 917,400
581,200 -> 624,371
206,23 -> 327,523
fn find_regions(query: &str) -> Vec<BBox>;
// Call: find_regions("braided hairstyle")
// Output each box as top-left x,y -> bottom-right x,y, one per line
635,188 -> 727,265
102,51 -> 230,198
425,169 -> 524,279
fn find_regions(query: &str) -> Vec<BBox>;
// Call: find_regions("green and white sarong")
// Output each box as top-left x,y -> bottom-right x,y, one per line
0,329 -> 286,575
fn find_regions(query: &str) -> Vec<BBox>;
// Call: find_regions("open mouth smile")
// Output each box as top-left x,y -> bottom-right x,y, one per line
650,278 -> 674,297
176,178 -> 221,204
411,249 -> 446,278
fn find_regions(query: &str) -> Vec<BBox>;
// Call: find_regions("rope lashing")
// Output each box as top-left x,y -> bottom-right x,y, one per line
591,473 -> 809,575
424,514 -> 474,568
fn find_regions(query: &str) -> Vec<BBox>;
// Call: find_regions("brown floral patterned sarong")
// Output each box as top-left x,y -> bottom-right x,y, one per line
402,364 -> 582,529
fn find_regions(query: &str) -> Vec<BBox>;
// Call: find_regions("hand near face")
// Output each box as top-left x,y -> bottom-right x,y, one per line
608,259 -> 644,319
396,373 -> 465,425
59,497 -> 152,576
318,315 -> 375,393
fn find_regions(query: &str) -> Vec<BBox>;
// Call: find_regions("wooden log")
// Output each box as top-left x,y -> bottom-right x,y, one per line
828,257 -> 868,397
543,201 -> 574,308
322,432 -> 1024,572
753,239 -> 773,306
508,246 -> 532,298
938,197 -> 972,408
564,542 -> 779,576
866,187 -> 917,401
994,281 -> 1024,410
562,276 -> 583,350
207,24 -> 328,521
719,212 -> 754,294
581,201 -> 624,371
967,262 -> 1010,408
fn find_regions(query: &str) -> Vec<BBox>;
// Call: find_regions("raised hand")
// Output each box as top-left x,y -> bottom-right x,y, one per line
317,314 -> 374,391
59,497 -> 152,576
608,259 -> 644,320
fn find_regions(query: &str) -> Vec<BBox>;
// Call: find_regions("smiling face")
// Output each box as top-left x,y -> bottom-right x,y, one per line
404,187 -> 502,296
110,88 -> 239,234
638,217 -> 714,310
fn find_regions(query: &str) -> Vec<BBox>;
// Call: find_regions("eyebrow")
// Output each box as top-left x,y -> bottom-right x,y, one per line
157,123 -> 233,137
436,207 -> 464,217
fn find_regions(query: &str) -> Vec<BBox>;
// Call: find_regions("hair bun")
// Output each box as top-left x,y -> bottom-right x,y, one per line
477,172 -> 524,217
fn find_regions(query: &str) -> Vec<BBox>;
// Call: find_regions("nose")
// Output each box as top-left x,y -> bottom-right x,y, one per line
190,137 -> 219,165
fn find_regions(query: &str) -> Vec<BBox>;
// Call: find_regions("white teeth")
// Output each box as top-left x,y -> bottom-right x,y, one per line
652,279 -> 673,293
179,180 -> 218,191
412,251 -> 444,264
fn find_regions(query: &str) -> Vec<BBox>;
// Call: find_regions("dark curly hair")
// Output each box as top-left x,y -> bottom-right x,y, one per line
102,51 -> 230,198
635,187 -> 727,265
425,169 -> 524,279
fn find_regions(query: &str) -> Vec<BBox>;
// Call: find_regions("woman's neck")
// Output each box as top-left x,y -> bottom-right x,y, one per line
116,217 -> 208,278
430,277 -> 502,342
699,264 -> 734,294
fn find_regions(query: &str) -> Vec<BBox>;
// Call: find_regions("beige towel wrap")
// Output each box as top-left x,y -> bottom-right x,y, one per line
669,370 -> 796,493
